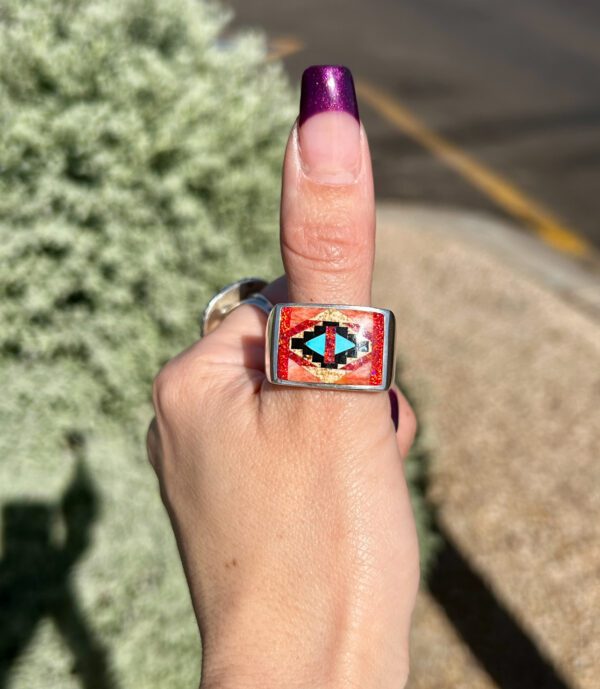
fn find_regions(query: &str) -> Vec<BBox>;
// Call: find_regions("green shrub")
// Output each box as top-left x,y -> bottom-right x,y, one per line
0,0 -> 293,686
0,0 -> 294,458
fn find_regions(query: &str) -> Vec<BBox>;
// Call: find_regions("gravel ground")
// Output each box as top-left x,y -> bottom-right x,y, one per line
374,203 -> 600,689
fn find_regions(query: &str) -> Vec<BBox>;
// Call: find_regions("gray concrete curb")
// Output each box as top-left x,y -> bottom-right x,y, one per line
377,201 -> 600,320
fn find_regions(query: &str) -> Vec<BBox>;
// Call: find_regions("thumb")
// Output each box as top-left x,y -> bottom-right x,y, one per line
281,65 -> 375,306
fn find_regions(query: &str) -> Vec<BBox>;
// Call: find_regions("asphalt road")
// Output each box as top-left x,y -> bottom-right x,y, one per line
227,0 -> 600,254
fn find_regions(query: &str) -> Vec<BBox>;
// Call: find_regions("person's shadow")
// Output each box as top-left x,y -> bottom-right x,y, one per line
0,454 -> 119,689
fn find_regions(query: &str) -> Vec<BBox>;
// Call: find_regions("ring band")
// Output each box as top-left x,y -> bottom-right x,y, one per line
241,293 -> 273,318
266,303 -> 395,391
201,277 -> 269,336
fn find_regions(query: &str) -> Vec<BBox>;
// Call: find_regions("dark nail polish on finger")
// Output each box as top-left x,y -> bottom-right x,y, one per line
389,389 -> 399,431
297,65 -> 361,184
299,65 -> 359,126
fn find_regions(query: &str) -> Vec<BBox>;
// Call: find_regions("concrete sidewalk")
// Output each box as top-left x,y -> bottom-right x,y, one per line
373,203 -> 600,689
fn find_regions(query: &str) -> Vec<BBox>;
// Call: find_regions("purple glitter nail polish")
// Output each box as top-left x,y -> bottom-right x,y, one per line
299,65 -> 359,127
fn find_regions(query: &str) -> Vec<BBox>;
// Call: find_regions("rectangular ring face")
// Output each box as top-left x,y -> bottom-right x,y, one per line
269,304 -> 394,391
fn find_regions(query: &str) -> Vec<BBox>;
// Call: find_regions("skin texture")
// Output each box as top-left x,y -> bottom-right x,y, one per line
147,66 -> 419,689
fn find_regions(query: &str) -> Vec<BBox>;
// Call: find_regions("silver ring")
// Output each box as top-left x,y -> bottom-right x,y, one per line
266,303 -> 395,391
201,277 -> 272,336
240,293 -> 273,317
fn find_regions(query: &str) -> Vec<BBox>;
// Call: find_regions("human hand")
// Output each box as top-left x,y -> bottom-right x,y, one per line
147,66 -> 419,689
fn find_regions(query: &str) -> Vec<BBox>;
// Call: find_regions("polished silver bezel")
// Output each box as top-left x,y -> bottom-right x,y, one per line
266,303 -> 395,392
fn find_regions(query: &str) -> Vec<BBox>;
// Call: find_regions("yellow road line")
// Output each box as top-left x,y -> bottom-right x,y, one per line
266,36 -> 304,62
356,79 -> 592,257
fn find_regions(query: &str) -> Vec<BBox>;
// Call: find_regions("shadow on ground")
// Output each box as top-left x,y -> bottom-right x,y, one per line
403,373 -> 574,689
0,436 -> 119,689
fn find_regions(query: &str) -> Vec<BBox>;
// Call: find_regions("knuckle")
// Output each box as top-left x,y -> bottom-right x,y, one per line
283,231 -> 363,274
152,360 -> 187,417
285,203 -> 370,275
152,351 -> 222,421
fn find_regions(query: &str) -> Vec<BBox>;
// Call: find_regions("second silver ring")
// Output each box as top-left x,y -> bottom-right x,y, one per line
239,293 -> 273,318
201,277 -> 273,336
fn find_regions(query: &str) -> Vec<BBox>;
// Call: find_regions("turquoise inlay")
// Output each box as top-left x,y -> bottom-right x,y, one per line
305,333 -> 326,356
335,333 -> 355,355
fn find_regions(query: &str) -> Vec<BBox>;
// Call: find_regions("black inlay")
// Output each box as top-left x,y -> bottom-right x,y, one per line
290,320 -> 369,369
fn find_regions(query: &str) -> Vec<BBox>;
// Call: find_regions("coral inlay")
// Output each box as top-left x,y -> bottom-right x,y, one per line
276,307 -> 385,387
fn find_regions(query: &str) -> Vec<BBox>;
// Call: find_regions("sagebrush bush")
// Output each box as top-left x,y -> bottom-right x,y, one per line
0,0 -> 294,462
0,1 -> 293,686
